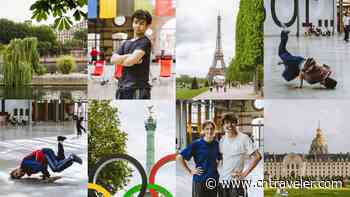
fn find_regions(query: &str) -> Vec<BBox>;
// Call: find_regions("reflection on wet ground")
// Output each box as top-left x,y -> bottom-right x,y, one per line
265,35 -> 349,99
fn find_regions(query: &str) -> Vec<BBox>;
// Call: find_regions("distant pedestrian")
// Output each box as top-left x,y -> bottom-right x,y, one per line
76,117 -> 86,137
343,13 -> 350,42
90,47 -> 99,63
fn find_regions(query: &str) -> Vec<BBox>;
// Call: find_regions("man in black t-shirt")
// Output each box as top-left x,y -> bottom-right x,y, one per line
111,10 -> 152,99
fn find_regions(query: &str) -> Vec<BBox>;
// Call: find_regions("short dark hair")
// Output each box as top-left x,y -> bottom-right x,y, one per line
132,9 -> 152,25
221,114 -> 238,126
324,77 -> 337,89
10,169 -> 20,179
201,120 -> 216,130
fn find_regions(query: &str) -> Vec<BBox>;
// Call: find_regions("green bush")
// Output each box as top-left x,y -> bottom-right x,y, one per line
57,55 -> 76,74
34,64 -> 47,75
191,77 -> 199,89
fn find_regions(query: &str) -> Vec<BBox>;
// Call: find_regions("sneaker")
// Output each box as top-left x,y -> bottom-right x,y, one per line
57,136 -> 67,142
70,154 -> 83,164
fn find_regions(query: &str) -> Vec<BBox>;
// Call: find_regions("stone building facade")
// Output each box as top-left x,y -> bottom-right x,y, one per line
265,125 -> 350,179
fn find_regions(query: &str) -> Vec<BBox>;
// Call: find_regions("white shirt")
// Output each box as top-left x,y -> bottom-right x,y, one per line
219,132 -> 257,181
343,16 -> 350,26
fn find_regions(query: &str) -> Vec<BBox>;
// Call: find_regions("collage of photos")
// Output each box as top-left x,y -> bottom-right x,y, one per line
0,0 -> 349,197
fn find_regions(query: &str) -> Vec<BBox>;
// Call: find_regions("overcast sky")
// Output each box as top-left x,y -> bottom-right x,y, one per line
265,100 -> 350,154
110,100 -> 176,196
1,0 -> 53,24
1,0 -> 85,25
176,0 -> 239,77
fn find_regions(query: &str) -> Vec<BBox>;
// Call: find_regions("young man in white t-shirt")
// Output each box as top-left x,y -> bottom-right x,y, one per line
218,114 -> 262,197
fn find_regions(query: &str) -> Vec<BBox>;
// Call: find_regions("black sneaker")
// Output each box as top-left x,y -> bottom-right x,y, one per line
57,136 -> 67,142
71,154 -> 83,164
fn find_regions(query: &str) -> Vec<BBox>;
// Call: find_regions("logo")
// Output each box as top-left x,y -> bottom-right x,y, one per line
89,153 -> 176,197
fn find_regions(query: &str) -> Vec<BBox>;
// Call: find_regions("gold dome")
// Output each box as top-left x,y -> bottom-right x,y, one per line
309,123 -> 328,155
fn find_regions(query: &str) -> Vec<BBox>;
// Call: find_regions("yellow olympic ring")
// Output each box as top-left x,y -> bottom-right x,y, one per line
88,183 -> 112,197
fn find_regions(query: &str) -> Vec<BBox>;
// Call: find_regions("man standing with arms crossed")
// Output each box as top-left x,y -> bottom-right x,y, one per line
111,10 -> 152,99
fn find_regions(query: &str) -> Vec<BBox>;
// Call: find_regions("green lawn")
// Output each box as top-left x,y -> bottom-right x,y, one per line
264,186 -> 350,197
176,87 -> 208,100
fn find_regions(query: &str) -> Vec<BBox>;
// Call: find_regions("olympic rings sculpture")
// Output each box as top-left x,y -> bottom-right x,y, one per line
89,153 -> 176,197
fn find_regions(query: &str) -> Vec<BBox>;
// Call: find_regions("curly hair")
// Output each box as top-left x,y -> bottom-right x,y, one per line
132,9 -> 152,25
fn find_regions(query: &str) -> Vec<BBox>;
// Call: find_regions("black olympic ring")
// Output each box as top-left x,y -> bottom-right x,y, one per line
90,154 -> 148,197
271,0 -> 298,27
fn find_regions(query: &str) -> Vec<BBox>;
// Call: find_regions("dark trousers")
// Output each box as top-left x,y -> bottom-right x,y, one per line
344,25 -> 349,41
218,184 -> 247,197
42,145 -> 74,172
76,120 -> 86,136
278,31 -> 305,66
116,88 -> 151,99
192,181 -> 217,197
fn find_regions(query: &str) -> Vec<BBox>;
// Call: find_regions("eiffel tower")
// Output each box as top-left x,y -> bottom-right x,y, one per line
207,14 -> 226,81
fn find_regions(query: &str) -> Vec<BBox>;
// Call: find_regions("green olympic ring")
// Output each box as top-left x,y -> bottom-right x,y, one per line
123,183 -> 173,197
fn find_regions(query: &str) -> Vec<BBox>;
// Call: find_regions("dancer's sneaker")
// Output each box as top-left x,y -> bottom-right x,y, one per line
70,154 -> 83,164
57,136 -> 67,142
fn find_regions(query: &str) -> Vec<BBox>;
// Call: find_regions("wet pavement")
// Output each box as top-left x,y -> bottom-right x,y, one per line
193,85 -> 258,100
264,35 -> 350,99
0,124 -> 87,197
0,122 -> 76,141
265,34 -> 350,99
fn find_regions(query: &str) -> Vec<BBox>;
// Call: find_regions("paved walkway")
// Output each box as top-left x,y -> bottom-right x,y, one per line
88,63 -> 175,100
193,85 -> 258,100
0,121 -> 76,141
265,34 -> 349,99
0,134 -> 87,197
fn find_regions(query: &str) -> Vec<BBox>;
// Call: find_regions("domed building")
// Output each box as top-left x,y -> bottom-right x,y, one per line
265,123 -> 350,179
309,122 -> 328,155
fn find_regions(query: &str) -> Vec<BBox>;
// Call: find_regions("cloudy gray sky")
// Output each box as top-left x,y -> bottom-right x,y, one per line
111,100 -> 176,196
1,0 -> 85,25
265,100 -> 350,154
176,0 -> 239,77
1,0 -> 54,24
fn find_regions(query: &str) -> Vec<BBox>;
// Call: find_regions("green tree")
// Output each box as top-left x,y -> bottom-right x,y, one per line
176,74 -> 192,84
73,28 -> 88,48
2,38 -> 40,86
191,77 -> 199,89
0,19 -> 58,55
31,25 -> 58,45
38,41 -> 52,57
63,39 -> 84,49
30,0 -> 87,30
226,0 -> 264,91
88,100 -> 131,195
0,19 -> 31,44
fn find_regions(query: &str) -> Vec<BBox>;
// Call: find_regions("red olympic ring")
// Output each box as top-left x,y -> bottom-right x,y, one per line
149,153 -> 177,197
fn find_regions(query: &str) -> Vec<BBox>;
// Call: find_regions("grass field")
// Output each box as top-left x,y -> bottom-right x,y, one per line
176,87 -> 208,99
264,185 -> 350,197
